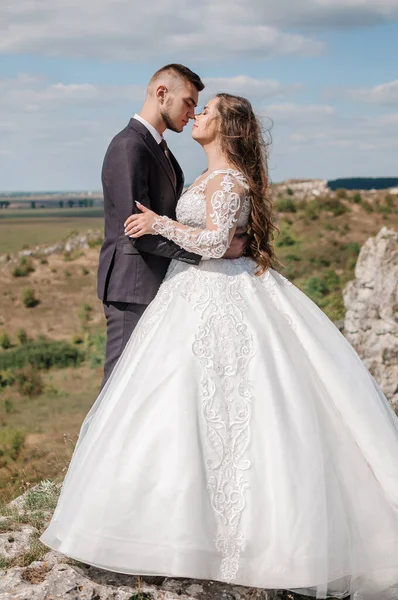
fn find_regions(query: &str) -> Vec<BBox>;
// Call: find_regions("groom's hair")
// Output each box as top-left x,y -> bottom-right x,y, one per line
150,64 -> 204,92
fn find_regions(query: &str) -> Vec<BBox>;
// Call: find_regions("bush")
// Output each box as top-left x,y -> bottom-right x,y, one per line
0,333 -> 11,350
0,427 -> 25,463
81,267 -> 89,276
78,303 -> 93,326
287,187 -> 294,196
87,332 -> 106,368
304,200 -> 321,220
275,229 -> 297,248
12,256 -> 35,278
0,339 -> 85,371
16,366 -> 43,397
345,241 -> 361,256
304,277 -> 329,301
0,369 -> 15,388
274,197 -> 297,213
361,200 -> 374,213
335,188 -> 347,199
352,192 -> 362,204
17,328 -> 29,345
22,288 -> 39,308
322,198 -> 348,216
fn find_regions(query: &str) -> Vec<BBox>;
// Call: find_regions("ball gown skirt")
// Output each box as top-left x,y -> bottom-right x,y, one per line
41,258 -> 398,599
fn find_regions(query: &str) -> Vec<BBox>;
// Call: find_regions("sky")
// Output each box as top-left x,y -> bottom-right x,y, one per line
1,0 -> 398,191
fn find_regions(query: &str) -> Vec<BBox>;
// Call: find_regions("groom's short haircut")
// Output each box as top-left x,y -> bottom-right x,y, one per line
150,64 -> 204,92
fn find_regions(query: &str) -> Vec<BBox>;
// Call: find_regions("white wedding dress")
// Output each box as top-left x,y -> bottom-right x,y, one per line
41,170 -> 398,599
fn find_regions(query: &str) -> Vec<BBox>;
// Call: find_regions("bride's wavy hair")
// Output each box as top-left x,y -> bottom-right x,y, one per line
215,93 -> 278,275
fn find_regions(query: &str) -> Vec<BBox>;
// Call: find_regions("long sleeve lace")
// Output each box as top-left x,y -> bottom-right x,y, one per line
152,171 -> 247,259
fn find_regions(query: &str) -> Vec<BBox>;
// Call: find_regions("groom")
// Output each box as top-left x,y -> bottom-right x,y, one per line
98,64 -> 246,387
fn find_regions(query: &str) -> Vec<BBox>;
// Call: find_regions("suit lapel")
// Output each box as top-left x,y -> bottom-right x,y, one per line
129,119 -> 177,198
169,149 -> 184,197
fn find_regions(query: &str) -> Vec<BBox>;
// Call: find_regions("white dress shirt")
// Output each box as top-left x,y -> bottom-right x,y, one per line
133,114 -> 163,145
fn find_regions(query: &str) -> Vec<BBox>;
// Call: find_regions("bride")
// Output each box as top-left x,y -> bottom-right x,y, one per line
41,93 -> 398,599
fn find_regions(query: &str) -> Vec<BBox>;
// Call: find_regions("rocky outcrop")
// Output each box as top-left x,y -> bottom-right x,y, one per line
274,179 -> 329,199
0,229 -> 103,266
0,484 -> 287,599
344,227 -> 398,408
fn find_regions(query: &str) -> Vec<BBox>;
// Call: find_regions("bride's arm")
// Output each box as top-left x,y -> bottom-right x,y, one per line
125,172 -> 247,259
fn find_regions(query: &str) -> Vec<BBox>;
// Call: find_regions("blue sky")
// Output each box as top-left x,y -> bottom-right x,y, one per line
1,1 -> 397,191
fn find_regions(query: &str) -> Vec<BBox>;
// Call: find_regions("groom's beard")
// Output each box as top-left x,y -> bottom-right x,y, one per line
161,109 -> 182,133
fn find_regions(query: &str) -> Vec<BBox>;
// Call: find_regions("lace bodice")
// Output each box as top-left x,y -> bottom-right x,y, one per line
152,169 -> 251,259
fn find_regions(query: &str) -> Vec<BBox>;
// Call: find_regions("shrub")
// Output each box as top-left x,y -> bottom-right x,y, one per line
16,366 -> 43,397
72,334 -> 84,345
287,187 -> 294,196
17,328 -> 29,345
335,188 -> 347,199
322,198 -> 348,216
304,200 -> 321,220
352,192 -> 362,204
0,369 -> 15,388
39,257 -> 48,265
274,197 -> 297,213
304,277 -> 329,300
87,332 -> 106,368
22,288 -> 39,308
0,332 -> 11,350
12,257 -> 35,278
0,427 -> 25,462
0,339 -> 84,371
275,229 -> 297,248
81,267 -> 89,276
361,200 -> 374,213
24,480 -> 60,511
345,241 -> 361,256
64,250 -> 84,262
285,253 -> 301,262
64,269 -> 72,278
78,303 -> 93,326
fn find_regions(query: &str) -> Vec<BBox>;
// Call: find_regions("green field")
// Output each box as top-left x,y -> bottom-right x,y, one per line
0,208 -> 104,254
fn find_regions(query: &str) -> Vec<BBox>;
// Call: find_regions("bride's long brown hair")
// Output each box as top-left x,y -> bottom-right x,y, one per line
215,93 -> 277,275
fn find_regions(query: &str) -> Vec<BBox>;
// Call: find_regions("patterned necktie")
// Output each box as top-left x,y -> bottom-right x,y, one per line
159,139 -> 177,189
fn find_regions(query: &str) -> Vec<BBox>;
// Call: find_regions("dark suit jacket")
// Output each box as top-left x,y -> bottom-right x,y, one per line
98,118 -> 201,305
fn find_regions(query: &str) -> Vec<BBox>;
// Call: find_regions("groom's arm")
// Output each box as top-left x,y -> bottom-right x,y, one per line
103,141 -> 201,265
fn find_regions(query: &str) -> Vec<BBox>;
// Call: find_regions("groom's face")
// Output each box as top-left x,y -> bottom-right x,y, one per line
160,81 -> 199,134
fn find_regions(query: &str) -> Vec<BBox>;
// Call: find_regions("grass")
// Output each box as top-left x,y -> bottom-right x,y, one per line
0,214 -> 103,254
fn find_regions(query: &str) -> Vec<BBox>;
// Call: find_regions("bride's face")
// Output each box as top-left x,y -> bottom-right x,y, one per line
192,98 -> 219,144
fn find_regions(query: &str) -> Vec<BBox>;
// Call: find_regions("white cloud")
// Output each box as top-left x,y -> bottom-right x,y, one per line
0,0 -> 325,61
258,0 -> 398,29
203,77 -> 303,101
1,0 -> 397,67
340,80 -> 398,106
1,71 -> 397,190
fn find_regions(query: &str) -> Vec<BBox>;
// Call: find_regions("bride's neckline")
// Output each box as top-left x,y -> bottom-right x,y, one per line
184,168 -> 245,196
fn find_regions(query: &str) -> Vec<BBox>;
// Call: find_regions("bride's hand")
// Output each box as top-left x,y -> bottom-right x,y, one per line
124,202 -> 158,238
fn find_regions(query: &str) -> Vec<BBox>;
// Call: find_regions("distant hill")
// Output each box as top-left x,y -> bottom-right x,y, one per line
328,178 -> 398,190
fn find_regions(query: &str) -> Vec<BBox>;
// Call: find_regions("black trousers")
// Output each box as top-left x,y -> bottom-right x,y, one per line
101,301 -> 148,389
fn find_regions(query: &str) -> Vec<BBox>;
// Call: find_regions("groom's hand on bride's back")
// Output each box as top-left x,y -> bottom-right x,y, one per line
223,227 -> 248,259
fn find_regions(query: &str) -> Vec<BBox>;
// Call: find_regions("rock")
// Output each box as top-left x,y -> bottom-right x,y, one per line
274,179 -> 329,200
0,558 -> 284,599
0,527 -> 35,561
343,227 -> 398,408
0,230 -> 103,266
